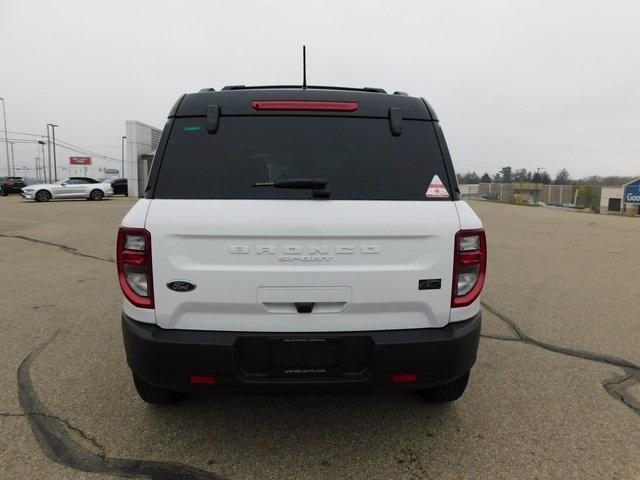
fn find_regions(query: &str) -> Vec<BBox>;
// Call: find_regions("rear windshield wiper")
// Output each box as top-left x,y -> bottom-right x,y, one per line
253,178 -> 327,189
253,177 -> 330,199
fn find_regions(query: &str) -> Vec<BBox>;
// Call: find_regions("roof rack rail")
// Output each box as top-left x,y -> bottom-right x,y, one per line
198,88 -> 216,92
393,91 -> 408,96
219,85 -> 388,93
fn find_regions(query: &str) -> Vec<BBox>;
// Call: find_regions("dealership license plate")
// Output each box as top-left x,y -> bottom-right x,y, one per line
268,337 -> 341,376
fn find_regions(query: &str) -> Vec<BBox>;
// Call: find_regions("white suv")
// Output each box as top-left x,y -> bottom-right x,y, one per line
117,85 -> 486,405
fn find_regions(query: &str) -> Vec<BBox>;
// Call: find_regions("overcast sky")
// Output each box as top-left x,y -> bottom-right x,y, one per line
1,0 -> 639,180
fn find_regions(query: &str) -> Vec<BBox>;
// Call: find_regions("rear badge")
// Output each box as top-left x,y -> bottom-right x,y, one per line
426,175 -> 449,198
167,280 -> 197,292
419,279 -> 442,290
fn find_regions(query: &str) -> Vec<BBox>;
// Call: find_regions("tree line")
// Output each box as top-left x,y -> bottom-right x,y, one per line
457,167 -> 637,186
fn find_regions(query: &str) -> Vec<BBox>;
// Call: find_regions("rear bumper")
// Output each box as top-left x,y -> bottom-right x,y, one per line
122,312 -> 481,393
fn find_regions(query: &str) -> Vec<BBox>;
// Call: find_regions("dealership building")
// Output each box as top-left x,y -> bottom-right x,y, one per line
124,120 -> 162,197
599,178 -> 640,216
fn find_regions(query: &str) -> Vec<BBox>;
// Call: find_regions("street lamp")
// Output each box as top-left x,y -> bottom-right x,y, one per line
37,140 -> 47,182
0,97 -> 9,177
47,123 -> 59,181
121,136 -> 126,178
8,141 -> 16,176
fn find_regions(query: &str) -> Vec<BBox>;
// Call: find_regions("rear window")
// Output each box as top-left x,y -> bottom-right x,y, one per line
154,116 -> 451,200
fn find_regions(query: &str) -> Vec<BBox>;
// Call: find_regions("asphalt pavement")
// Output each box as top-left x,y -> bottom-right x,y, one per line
1,195 -> 639,479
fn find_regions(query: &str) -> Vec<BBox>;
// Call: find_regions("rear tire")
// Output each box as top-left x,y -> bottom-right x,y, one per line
35,190 -> 51,202
418,372 -> 470,402
89,189 -> 104,201
132,374 -> 186,405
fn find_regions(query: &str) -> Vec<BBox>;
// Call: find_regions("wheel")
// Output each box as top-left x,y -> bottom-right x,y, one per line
89,189 -> 104,201
35,190 -> 51,202
132,373 -> 186,405
418,372 -> 470,402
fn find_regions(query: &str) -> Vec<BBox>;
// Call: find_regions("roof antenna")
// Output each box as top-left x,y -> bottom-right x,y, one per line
302,45 -> 307,90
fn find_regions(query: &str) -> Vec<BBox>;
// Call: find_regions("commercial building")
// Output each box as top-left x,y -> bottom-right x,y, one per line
124,120 -> 162,197
599,178 -> 640,216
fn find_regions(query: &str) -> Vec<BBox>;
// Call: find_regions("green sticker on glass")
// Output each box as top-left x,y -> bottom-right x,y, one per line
183,125 -> 201,132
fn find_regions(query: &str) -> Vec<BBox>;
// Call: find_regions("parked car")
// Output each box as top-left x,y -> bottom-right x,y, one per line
118,85 -> 486,405
480,193 -> 499,200
111,178 -> 128,196
0,176 -> 27,195
21,177 -> 113,202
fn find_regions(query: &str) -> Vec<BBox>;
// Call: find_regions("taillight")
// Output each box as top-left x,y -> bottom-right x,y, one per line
251,100 -> 359,112
117,227 -> 153,308
451,229 -> 486,308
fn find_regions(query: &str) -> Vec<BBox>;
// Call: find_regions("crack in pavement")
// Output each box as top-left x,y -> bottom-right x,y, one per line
17,333 -> 224,480
480,301 -> 640,415
1,410 -> 104,453
0,233 -> 114,263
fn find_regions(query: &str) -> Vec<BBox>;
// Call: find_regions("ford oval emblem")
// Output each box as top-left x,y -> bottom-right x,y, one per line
167,280 -> 197,292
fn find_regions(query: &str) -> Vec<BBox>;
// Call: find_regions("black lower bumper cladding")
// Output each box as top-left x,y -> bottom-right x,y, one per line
122,312 -> 481,393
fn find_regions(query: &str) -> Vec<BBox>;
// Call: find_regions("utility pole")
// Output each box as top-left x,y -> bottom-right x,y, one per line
38,140 -> 47,182
0,97 -> 9,177
46,125 -> 52,181
9,141 -> 15,176
48,123 -> 59,181
121,136 -> 126,178
35,156 -> 40,182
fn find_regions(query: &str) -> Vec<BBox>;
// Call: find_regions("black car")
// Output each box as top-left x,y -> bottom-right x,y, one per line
0,176 -> 27,195
111,178 -> 128,196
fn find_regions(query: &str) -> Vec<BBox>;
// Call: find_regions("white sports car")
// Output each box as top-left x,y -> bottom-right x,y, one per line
21,177 -> 114,202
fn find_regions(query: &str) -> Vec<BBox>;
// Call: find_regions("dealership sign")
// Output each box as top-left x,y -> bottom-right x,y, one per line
624,178 -> 640,204
69,156 -> 91,165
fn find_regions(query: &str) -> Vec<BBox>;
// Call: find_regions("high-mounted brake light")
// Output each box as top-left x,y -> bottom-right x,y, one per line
451,229 -> 487,308
252,100 -> 359,112
117,227 -> 154,308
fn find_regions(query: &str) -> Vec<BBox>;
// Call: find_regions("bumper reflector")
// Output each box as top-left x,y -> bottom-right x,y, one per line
391,373 -> 418,384
189,375 -> 217,385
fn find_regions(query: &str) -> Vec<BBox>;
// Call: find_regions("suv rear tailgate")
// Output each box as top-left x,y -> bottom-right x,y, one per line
146,199 -> 460,332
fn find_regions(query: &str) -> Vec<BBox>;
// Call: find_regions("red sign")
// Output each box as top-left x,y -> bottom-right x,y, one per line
70,156 -> 92,165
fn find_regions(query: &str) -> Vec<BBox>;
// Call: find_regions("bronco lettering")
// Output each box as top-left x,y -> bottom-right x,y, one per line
229,244 -> 381,262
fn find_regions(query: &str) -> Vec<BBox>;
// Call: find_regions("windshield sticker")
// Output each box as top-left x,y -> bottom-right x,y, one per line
426,175 -> 449,198
182,125 -> 201,132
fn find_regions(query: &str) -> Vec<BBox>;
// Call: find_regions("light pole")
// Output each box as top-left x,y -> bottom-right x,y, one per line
47,123 -> 59,181
121,136 -> 126,178
0,97 -> 9,177
9,141 -> 15,176
46,125 -> 52,181
38,140 -> 47,182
